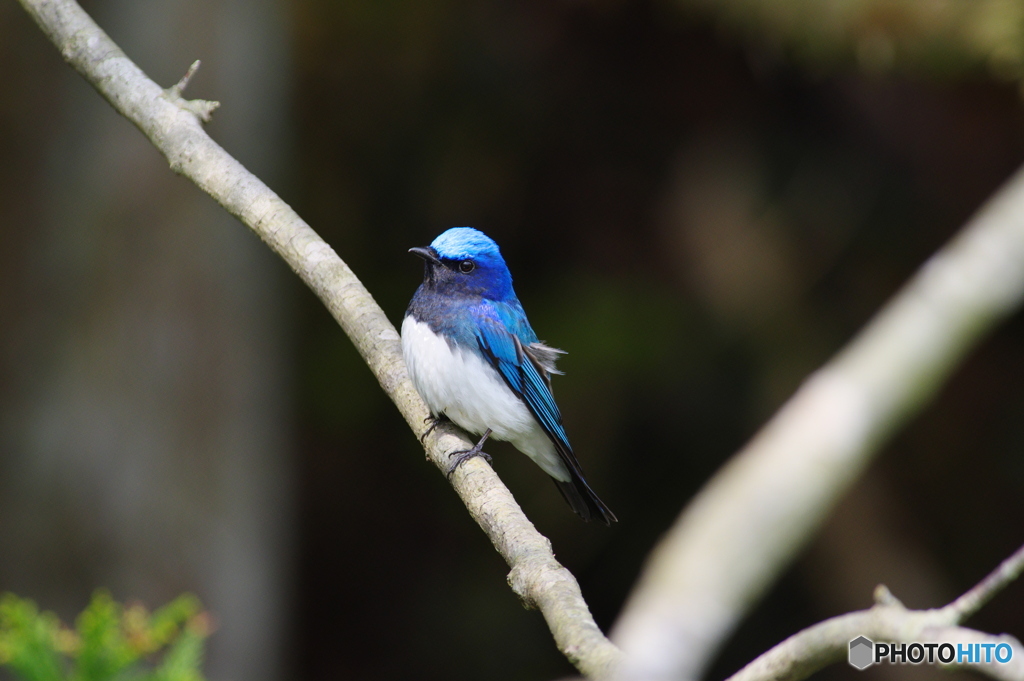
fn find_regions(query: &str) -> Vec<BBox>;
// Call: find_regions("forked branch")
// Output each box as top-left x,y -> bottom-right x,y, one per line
728,543 -> 1024,681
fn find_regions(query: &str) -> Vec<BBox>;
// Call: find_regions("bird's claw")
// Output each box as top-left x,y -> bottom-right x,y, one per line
446,448 -> 492,479
420,414 -> 449,444
446,428 -> 493,479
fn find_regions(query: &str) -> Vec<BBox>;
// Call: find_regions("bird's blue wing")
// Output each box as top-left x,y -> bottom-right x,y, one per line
474,299 -> 617,524
473,300 -> 575,465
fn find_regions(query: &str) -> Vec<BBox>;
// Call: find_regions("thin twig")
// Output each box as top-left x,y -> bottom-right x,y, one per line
14,0 -> 622,677
169,59 -> 201,96
943,542 -> 1024,623
163,59 -> 219,122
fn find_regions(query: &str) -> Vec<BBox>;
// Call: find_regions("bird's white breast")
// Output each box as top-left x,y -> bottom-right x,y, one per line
401,315 -> 568,480
402,315 -> 533,439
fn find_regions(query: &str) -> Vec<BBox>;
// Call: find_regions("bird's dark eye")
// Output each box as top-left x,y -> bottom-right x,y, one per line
459,260 -> 475,273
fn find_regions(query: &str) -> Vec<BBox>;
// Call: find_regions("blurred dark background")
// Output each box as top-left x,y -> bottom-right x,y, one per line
2,1 -> 1024,680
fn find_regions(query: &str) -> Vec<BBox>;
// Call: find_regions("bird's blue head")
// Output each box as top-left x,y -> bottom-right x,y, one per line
410,228 -> 515,301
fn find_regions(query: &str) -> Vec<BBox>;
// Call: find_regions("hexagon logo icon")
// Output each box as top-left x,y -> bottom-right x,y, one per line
849,636 -> 874,670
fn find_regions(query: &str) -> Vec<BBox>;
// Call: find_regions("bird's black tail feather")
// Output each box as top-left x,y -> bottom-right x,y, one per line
554,470 -> 617,525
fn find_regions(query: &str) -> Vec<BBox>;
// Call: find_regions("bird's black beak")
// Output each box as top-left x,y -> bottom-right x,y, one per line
409,246 -> 441,265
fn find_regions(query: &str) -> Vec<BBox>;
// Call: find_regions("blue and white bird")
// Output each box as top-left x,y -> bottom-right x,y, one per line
402,227 -> 616,524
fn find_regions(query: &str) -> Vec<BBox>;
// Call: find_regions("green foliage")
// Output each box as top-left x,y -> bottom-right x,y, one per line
0,592 -> 210,681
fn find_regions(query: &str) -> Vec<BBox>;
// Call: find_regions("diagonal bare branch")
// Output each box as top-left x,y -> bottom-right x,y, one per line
14,0 -> 623,677
612,157 -> 1024,679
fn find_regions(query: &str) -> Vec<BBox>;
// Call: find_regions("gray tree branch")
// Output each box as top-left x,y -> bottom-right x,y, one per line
611,160 -> 1024,679
728,543 -> 1024,681
14,0 -> 623,677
